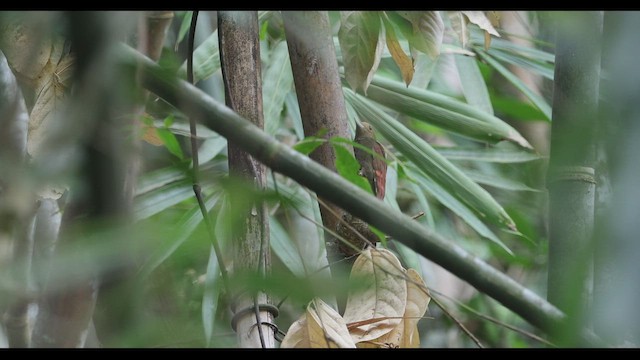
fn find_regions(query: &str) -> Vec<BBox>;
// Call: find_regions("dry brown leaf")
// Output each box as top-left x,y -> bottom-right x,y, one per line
372,268 -> 431,348
343,248 -> 407,343
448,11 -> 469,48
27,37 -> 73,158
141,123 -> 164,146
461,11 -> 500,37
383,17 -> 414,86
281,298 -> 356,348
0,18 -> 52,83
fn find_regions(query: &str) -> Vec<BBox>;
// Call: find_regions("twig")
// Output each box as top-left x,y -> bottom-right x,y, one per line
428,292 -> 485,348
429,288 -> 555,347
186,10 -> 230,292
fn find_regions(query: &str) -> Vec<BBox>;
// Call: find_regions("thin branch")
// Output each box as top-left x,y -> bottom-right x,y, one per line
430,292 -> 485,348
186,10 -> 230,293
430,288 -> 555,347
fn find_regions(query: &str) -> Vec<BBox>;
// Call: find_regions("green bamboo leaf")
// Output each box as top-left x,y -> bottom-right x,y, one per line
365,75 -> 532,148
463,169 -> 541,192
133,179 -> 195,221
332,141 -> 373,195
178,29 -> 219,82
285,92 -> 304,140
176,11 -> 193,47
490,92 -> 548,122
202,245 -> 220,347
136,166 -> 187,196
383,161 -> 400,211
488,47 -> 554,80
263,41 -> 294,135
136,160 -> 224,198
408,181 -> 435,228
196,135 -> 227,166
395,11 -> 444,59
293,136 -> 325,155
455,54 -> 494,115
138,193 -> 221,279
475,48 -> 552,120
434,145 -> 543,163
478,34 -> 554,63
345,88 -> 517,232
338,11 -> 383,93
406,166 -> 511,254
266,175 -> 308,208
156,127 -> 185,160
152,119 -> 220,139
270,216 -> 306,277
410,52 -> 437,89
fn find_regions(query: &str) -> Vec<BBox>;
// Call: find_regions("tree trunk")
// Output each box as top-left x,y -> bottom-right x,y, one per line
92,11 -> 173,347
546,11 -> 602,346
592,11 -> 640,346
0,47 -> 31,348
281,11 -> 354,303
218,11 -> 274,348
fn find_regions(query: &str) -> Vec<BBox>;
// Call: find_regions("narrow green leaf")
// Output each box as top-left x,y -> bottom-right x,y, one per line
490,92 -> 549,122
455,54 -> 494,115
434,145 -> 543,163
406,166 -> 512,254
270,216 -> 306,277
196,136 -> 227,166
259,17 -> 269,41
475,48 -> 552,120
393,241 -> 421,273
152,119 -> 220,139
176,11 -> 193,47
266,175 -> 308,208
136,166 -> 187,196
133,179 -> 195,221
136,160 -> 223,198
488,47 -> 554,80
408,181 -> 435,228
138,193 -> 221,279
263,41 -> 294,135
383,161 -> 400,211
285,92 -> 304,140
293,136 -> 325,155
332,142 -> 373,195
345,88 -> 517,232
156,126 -> 185,160
478,33 -> 554,63
396,11 -> 444,59
338,11 -> 383,93
463,169 -> 541,192
364,75 -> 532,148
202,245 -> 220,347
178,29 -> 220,82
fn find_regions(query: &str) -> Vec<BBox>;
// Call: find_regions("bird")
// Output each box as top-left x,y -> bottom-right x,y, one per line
336,121 -> 387,257
354,122 -> 387,200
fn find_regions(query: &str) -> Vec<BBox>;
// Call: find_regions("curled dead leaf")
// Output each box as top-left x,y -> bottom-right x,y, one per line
343,248 -> 407,343
382,16 -> 414,86
281,298 -> 356,348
